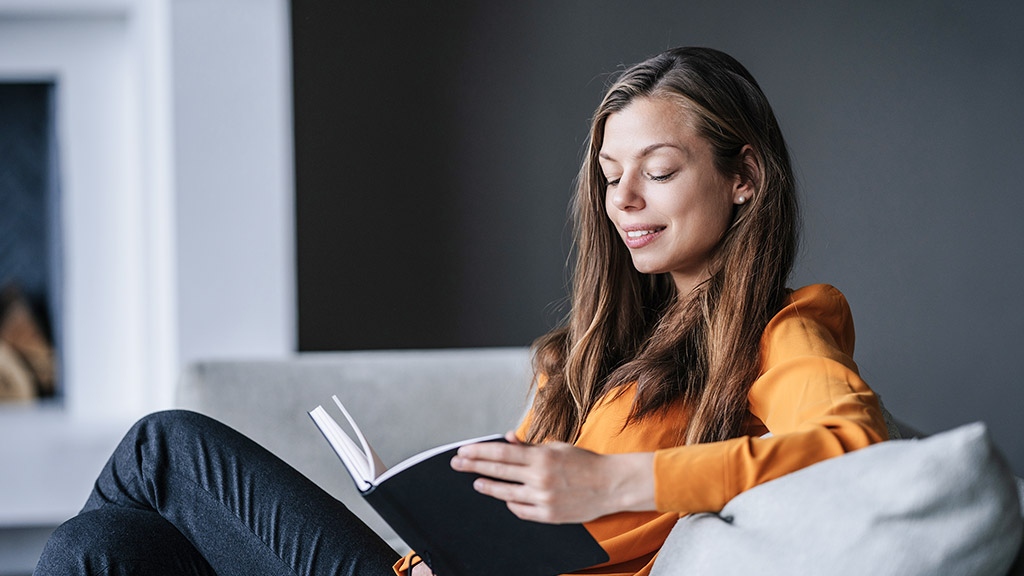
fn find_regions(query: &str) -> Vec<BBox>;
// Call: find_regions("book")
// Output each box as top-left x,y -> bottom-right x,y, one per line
309,395 -> 610,576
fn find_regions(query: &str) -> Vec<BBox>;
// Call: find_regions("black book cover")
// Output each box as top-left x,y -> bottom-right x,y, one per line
364,439 -> 609,576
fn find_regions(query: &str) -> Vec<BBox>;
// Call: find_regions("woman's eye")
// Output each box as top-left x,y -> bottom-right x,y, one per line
648,171 -> 674,182
605,177 -> 620,187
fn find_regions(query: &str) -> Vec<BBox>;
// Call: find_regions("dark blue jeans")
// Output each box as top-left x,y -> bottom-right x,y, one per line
34,410 -> 398,575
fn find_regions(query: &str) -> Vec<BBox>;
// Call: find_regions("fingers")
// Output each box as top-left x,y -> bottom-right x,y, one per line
506,501 -> 552,523
472,477 -> 556,523
451,438 -> 586,519
452,440 -> 644,525
471,476 -> 531,503
451,437 -> 545,494
451,436 -> 557,484
456,438 -> 531,464
452,454 -> 533,484
452,438 -> 576,482
473,478 -> 564,524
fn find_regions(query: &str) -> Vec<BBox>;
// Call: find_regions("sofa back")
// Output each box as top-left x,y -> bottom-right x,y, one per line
176,347 -> 533,552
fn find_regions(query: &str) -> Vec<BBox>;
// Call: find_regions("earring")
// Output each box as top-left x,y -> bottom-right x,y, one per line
737,196 -> 747,204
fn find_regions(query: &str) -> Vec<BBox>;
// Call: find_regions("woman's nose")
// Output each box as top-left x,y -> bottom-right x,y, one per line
609,175 -> 644,211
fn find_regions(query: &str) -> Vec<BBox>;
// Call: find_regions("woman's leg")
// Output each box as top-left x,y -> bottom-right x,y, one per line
35,506 -> 217,576
36,410 -> 398,576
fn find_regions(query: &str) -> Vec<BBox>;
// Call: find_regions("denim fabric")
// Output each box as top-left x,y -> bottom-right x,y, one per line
34,410 -> 398,576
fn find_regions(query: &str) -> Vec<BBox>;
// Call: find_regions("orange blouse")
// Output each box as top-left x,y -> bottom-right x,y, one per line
394,284 -> 888,576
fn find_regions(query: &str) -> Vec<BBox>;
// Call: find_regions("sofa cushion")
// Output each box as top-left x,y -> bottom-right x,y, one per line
650,422 -> 1023,576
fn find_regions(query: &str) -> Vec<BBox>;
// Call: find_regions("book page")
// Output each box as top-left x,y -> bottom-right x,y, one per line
312,398 -> 502,488
309,405 -> 372,491
332,396 -> 387,479
374,433 -> 503,486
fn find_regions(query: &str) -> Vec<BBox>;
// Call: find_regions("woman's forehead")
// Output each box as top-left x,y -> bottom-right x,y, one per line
599,98 -> 700,162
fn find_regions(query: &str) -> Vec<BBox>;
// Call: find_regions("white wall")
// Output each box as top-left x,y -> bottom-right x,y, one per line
171,0 -> 295,370
0,0 -> 295,534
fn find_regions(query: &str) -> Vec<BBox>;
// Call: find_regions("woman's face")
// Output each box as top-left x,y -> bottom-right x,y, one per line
600,96 -> 746,294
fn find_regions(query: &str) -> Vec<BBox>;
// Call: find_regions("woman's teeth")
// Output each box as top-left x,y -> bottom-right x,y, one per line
627,229 -> 658,238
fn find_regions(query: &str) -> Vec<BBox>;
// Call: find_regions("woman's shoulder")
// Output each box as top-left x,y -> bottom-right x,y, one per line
764,283 -> 856,358
781,284 -> 854,325
785,283 -> 850,310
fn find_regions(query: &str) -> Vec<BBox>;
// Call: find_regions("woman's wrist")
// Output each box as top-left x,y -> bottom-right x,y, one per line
605,452 -> 657,514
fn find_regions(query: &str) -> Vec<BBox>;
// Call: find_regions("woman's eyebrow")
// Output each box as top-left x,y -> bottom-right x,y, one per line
599,142 -> 685,161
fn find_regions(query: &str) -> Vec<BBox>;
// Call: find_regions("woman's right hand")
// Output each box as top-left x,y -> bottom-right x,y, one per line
450,431 -> 655,523
410,561 -> 434,576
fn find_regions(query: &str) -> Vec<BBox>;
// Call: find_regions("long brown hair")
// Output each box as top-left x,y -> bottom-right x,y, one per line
526,47 -> 799,445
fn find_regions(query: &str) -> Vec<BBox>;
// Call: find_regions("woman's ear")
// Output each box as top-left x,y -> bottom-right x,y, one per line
733,145 -> 760,205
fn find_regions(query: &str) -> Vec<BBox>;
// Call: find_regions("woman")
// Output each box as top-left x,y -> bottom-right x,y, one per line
35,47 -> 887,576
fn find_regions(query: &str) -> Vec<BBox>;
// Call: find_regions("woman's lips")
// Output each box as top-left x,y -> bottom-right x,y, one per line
621,226 -> 665,249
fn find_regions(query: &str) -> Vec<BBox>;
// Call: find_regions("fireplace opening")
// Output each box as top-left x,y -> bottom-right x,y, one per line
0,81 -> 61,403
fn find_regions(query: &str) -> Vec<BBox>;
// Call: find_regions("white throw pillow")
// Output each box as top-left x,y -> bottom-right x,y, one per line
651,422 -> 1023,576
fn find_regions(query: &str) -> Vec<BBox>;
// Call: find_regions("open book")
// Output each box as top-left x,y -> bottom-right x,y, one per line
309,396 -> 501,492
309,396 -> 609,576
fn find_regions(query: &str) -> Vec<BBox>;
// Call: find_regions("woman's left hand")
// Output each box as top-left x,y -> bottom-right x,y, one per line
450,431 -> 655,524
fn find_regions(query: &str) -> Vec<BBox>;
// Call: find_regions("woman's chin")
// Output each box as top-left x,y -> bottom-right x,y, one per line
629,259 -> 667,276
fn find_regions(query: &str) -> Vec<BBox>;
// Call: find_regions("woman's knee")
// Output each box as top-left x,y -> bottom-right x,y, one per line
87,410 -> 227,506
120,409 -> 233,456
130,409 -> 214,438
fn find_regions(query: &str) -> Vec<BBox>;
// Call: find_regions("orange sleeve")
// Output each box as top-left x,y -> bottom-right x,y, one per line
652,284 -> 888,514
393,553 -> 420,576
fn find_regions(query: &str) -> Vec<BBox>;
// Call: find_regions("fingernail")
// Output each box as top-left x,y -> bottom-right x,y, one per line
451,456 -> 463,469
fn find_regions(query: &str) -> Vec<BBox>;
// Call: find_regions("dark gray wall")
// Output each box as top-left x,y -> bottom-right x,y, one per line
292,1 -> 1024,473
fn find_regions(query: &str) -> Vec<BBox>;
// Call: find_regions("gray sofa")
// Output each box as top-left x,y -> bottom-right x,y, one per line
176,347 -> 1024,576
